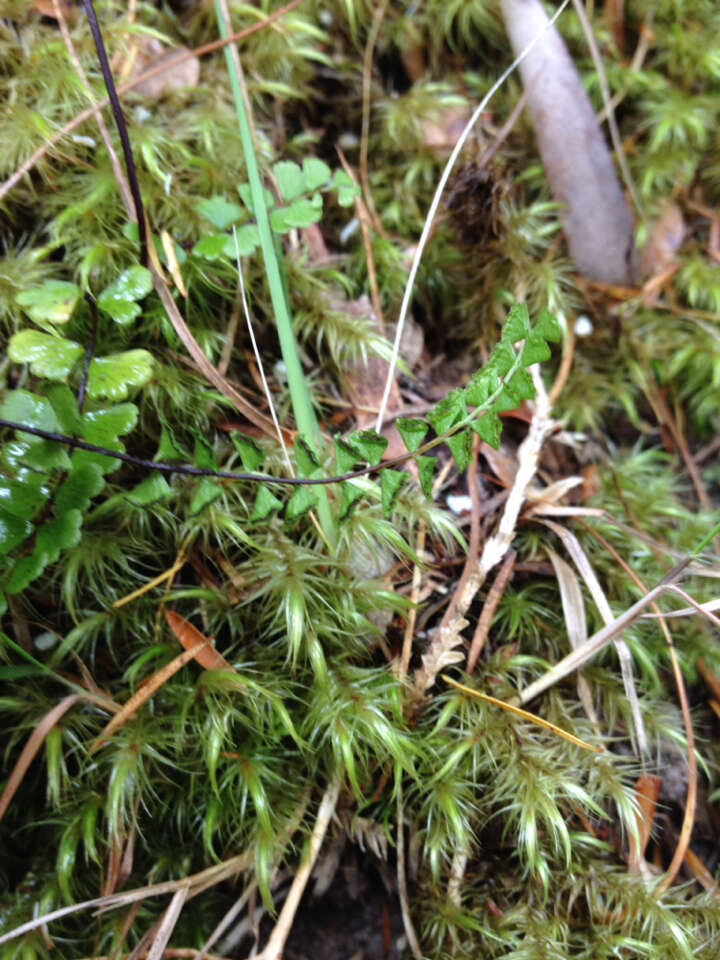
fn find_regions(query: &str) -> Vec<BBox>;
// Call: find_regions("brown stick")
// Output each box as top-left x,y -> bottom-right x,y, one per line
466,547 -> 516,674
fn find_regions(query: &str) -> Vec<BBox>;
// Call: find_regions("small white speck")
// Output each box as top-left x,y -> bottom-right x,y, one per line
34,631 -> 58,651
446,493 -> 472,514
133,106 -> 152,125
574,315 -> 594,337
274,360 -> 288,385
340,218 -> 359,245
338,132 -> 359,151
71,135 -> 96,148
318,9 -> 333,26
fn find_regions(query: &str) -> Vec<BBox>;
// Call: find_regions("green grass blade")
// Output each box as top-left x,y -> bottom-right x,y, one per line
214,1 -> 335,542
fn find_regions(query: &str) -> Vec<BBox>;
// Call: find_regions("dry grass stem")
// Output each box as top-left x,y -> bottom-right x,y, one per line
546,548 -> 602,734
466,547 -> 516,675
145,885 -> 190,960
89,640 -> 211,754
0,858 -> 248,947
396,786 -> 423,960
0,694 -> 81,822
151,267 -> 278,435
254,778 -> 341,960
415,365 -> 554,693
375,0 -> 571,430
401,521 -> 427,679
516,557 -> 704,705
443,676 -> 604,752
538,517 -> 647,753
232,229 -> 293,471
577,519 -> 702,890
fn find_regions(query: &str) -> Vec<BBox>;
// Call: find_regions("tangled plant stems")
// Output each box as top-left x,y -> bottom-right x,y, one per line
2,1 -> 720,958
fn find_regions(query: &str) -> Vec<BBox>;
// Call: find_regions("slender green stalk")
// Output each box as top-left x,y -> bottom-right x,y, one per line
214,0 -> 336,543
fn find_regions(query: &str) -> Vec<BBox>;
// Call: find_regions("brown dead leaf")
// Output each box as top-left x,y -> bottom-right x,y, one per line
641,202 -> 685,278
479,440 -> 517,489
421,106 -> 473,155
165,611 -> 234,671
128,38 -> 200,99
628,774 -> 661,873
33,0 -> 77,20
580,464 -> 602,502
339,295 -> 408,461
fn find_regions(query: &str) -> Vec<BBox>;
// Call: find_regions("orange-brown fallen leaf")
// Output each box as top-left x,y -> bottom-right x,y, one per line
33,0 -> 76,20
684,846 -> 719,893
628,774 -> 661,873
165,611 -> 234,671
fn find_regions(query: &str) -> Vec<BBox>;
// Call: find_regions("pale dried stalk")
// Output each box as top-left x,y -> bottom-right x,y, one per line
414,366 -> 554,693
146,885 -> 189,960
539,518 -> 647,754
515,565 -> 695,705
0,857 -> 247,947
546,548 -> 602,734
401,522 -> 427,679
151,268 -> 277,435
254,778 -> 340,960
577,524 -> 699,895
447,848 -> 468,907
396,786 -> 423,960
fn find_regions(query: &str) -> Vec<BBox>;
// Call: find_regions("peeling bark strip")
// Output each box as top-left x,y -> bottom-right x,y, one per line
499,0 -> 638,284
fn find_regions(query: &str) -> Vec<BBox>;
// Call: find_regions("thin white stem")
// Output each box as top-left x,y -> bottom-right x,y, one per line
396,785 -> 423,960
232,227 -> 293,474
374,0 -> 571,432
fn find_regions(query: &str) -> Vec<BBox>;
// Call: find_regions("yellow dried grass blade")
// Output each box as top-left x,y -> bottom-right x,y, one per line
442,675 -> 604,754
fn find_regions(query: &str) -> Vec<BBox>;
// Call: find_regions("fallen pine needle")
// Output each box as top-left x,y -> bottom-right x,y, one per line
0,695 -> 82,822
442,675 -> 604,754
89,640 -> 210,754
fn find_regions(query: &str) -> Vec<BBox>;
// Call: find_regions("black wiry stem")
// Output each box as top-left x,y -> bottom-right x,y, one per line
77,293 -> 99,413
82,0 -> 148,267
0,419 -> 418,488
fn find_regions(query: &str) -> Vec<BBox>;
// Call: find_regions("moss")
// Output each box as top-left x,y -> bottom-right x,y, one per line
1,1 -> 720,957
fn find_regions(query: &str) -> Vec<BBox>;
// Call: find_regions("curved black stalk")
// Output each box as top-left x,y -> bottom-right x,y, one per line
77,293 -> 99,412
0,418 -> 418,488
82,0 -> 148,267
